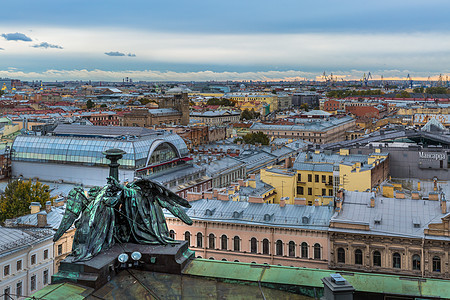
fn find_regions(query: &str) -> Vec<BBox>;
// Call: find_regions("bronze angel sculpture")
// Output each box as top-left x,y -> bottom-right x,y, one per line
53,177 -> 193,262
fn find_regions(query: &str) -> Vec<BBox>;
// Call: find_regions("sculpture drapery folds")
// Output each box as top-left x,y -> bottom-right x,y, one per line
54,177 -> 193,262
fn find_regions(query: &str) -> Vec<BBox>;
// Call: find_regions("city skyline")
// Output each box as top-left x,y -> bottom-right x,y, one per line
1,0 -> 450,81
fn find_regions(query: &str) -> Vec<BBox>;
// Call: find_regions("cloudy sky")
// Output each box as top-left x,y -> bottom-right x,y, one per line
1,0 -> 449,81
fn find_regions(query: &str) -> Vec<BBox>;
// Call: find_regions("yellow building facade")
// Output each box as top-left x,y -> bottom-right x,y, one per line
260,168 -> 296,204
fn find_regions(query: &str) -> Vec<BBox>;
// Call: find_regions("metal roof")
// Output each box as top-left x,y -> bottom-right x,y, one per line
0,227 -> 53,257
52,124 -> 157,137
168,199 -> 334,230
331,190 -> 449,239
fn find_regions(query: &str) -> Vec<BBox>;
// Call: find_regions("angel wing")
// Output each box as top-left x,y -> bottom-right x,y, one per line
53,187 -> 89,242
133,178 -> 193,225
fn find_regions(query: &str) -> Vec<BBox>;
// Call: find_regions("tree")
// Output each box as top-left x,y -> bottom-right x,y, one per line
413,87 -> 424,93
241,109 -> 260,120
100,104 -> 107,108
425,87 -> 449,94
234,132 -> 270,145
86,99 -> 95,109
0,180 -> 56,222
395,90 -> 411,98
300,103 -> 309,111
206,98 -> 235,106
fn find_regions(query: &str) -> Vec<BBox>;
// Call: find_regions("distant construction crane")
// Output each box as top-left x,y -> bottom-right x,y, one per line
406,74 -> 413,89
361,72 -> 372,87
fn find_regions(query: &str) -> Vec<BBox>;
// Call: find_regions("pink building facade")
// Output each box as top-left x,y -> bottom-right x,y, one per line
166,199 -> 332,269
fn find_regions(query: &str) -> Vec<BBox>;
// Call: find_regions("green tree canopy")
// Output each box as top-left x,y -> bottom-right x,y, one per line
234,131 -> 270,145
425,87 -> 449,94
241,109 -> 260,120
206,98 -> 235,106
86,99 -> 95,109
0,180 -> 56,222
326,89 -> 383,98
395,90 -> 411,98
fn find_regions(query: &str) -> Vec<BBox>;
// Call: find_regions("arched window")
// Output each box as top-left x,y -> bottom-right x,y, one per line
169,230 -> 175,239
288,241 -> 295,257
208,234 -> 215,249
373,251 -> 381,267
276,240 -> 283,256
233,236 -> 240,251
314,243 -> 321,260
234,260 -> 239,262
185,231 -> 191,246
301,242 -> 308,258
197,232 -> 203,248
262,239 -> 270,255
355,249 -> 363,265
432,256 -> 441,272
393,253 -> 401,269
221,258 -> 227,261
221,235 -> 228,250
250,238 -> 257,253
412,254 -> 421,271
337,248 -> 345,263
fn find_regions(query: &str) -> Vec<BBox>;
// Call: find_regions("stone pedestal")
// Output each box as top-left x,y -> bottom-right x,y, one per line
52,241 -> 194,289
321,275 -> 354,300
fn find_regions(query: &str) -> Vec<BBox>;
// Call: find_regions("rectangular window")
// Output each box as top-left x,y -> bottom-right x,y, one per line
315,175 -> 319,183
308,188 -> 312,195
321,175 -> 326,183
322,189 -> 326,196
328,176 -> 333,184
297,186 -> 304,195
329,189 -> 333,196
17,260 -> 22,271
31,254 -> 36,265
4,287 -> 10,300
31,275 -> 36,291
58,244 -> 63,255
297,173 -> 301,182
43,269 -> 49,285
44,249 -> 48,260
3,265 -> 10,276
16,282 -> 22,297
308,174 -> 312,182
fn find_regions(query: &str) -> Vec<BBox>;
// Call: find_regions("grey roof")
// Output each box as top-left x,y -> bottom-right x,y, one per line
250,116 -> 354,132
148,108 -> 181,115
331,191 -> 449,239
203,156 -> 245,176
0,227 -> 54,257
53,124 -> 157,137
293,151 -> 372,170
191,110 -> 240,117
166,199 -> 334,230
13,206 -> 67,230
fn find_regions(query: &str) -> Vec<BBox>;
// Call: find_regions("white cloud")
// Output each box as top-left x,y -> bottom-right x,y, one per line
0,68 -> 447,82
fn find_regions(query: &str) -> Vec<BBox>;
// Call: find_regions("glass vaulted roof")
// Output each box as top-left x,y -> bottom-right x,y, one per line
12,132 -> 189,169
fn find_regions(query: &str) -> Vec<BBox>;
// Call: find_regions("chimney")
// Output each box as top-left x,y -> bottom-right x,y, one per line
441,193 -> 447,214
370,197 -> 375,208
213,189 -> 219,199
250,174 -> 256,180
45,201 -> 52,213
30,202 -> 42,214
411,191 -> 420,200
279,198 -> 286,207
335,198 -> 342,213
417,181 -> 421,191
37,211 -> 47,227
433,177 -> 438,191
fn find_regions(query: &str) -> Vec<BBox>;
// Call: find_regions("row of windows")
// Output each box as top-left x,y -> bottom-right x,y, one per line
3,269 -> 49,300
3,249 -> 49,279
178,231 -> 322,259
299,174 -> 333,184
336,248 -> 442,272
297,186 -> 333,197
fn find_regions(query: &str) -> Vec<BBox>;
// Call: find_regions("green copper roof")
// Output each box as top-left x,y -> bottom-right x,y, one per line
26,283 -> 93,300
31,259 -> 450,299
183,259 -> 450,298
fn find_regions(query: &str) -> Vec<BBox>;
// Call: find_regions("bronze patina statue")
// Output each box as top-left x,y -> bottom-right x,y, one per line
53,149 -> 193,262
